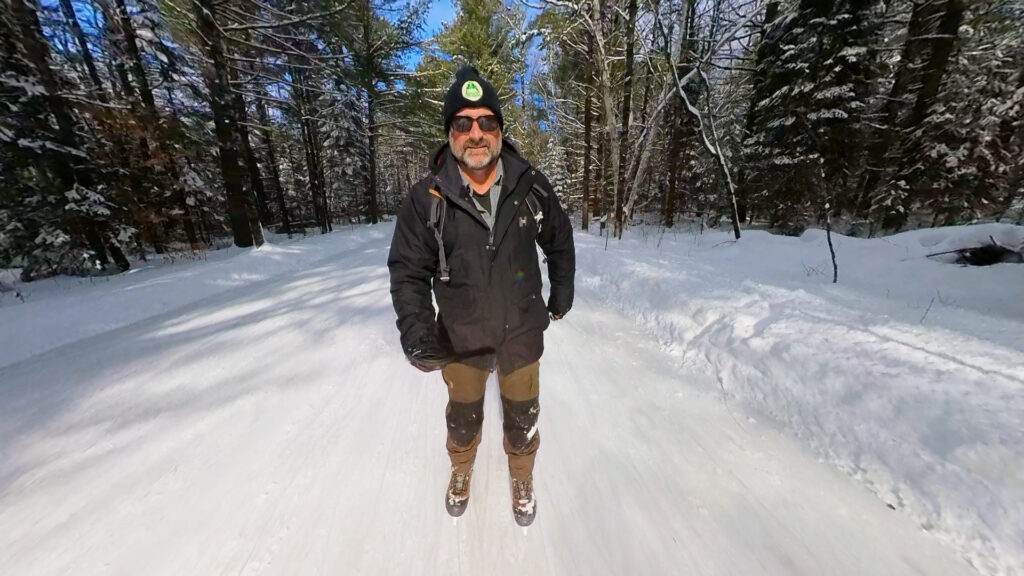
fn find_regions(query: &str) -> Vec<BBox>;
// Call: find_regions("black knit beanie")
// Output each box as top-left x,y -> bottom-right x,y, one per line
442,65 -> 504,133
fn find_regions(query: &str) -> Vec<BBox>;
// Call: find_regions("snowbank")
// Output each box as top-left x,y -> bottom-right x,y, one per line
576,223 -> 1024,576
0,227 -> 389,370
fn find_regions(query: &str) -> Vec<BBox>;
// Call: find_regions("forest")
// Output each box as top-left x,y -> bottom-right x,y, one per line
2,0 -> 1022,280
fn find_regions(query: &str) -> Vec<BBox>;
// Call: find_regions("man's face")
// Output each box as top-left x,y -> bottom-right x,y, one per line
449,107 -> 502,171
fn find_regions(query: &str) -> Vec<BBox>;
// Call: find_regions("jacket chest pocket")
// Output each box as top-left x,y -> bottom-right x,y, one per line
440,212 -> 491,285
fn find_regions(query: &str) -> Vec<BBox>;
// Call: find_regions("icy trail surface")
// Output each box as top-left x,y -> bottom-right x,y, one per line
0,224 -> 995,575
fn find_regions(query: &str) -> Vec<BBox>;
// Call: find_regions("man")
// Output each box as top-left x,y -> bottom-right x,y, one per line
387,66 -> 575,526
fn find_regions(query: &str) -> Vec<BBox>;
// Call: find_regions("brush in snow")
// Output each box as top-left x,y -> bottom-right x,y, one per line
510,473 -> 536,527
924,235 -> 1024,266
445,466 -> 473,517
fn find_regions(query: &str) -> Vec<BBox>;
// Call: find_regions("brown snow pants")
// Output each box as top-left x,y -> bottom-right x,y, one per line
442,361 -> 540,480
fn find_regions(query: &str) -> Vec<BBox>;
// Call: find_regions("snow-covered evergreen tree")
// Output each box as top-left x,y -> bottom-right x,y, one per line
743,0 -> 881,234
908,1 -> 1024,226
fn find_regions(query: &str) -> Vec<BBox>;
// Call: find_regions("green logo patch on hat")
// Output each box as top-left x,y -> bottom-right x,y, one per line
461,80 -> 483,101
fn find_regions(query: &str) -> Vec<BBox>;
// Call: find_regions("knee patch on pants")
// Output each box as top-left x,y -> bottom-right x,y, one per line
501,396 -> 539,452
446,397 -> 485,447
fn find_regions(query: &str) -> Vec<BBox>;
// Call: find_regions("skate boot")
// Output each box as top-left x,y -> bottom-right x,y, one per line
445,466 -> 473,517
510,473 -> 536,526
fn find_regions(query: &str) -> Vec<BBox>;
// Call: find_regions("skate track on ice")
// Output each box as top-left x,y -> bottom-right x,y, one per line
0,227 -> 976,575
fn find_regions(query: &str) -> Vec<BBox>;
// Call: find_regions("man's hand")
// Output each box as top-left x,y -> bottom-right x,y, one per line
406,337 -> 454,372
547,298 -> 569,322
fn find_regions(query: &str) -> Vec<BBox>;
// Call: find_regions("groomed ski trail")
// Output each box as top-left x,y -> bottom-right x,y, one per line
0,227 -> 976,576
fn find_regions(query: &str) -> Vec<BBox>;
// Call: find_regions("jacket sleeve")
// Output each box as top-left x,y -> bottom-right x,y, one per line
387,186 -> 439,354
535,173 -> 575,317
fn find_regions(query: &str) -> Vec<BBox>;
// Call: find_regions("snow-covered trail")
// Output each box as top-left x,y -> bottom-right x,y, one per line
0,231 -> 976,575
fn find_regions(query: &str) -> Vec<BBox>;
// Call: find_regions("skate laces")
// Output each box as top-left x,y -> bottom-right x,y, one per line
449,468 -> 472,497
511,475 -> 533,505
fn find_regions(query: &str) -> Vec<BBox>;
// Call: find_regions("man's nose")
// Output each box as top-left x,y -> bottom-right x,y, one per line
468,120 -> 484,139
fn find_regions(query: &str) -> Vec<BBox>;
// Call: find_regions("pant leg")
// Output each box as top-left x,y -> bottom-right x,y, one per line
497,361 -> 540,479
442,362 -> 489,471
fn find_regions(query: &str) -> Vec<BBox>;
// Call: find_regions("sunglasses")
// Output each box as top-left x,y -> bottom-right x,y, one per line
451,115 -> 500,134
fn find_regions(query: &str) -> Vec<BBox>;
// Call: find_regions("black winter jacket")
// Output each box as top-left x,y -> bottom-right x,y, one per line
387,142 -> 575,373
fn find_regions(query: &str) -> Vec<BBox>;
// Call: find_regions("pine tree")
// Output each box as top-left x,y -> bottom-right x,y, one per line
405,0 -> 529,151
2,0 -> 131,279
742,0 -> 880,234
908,1 -> 1024,226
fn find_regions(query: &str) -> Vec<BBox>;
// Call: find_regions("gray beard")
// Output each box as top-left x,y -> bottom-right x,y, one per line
451,137 -> 502,170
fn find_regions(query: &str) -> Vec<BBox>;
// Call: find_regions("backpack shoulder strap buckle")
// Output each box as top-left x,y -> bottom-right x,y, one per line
427,188 -> 450,283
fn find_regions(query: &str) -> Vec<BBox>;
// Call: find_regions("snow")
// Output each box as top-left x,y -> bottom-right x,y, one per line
14,138 -> 89,158
0,75 -> 47,96
0,222 -> 1019,576
0,227 -> 388,369
577,221 -> 1024,576
135,28 -> 159,43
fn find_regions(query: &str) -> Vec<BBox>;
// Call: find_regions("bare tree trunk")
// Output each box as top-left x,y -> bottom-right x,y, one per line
621,0 -> 706,227
112,0 -> 155,112
592,0 -> 620,245
366,89 -> 380,224
59,0 -> 106,100
301,117 -> 325,232
664,10 -> 762,240
284,139 -> 308,232
702,72 -> 742,240
363,1 -> 380,225
290,64 -> 327,233
614,0 -> 638,239
315,122 -> 332,232
256,93 -> 291,236
582,35 -> 594,232
228,62 -> 272,226
597,128 -> 606,234
194,0 -> 260,247
665,105 -> 680,228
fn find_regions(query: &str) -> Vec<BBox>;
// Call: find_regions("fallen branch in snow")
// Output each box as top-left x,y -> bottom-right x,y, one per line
925,236 -> 1023,266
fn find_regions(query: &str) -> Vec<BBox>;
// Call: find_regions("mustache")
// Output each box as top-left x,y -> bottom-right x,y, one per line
462,139 -> 491,148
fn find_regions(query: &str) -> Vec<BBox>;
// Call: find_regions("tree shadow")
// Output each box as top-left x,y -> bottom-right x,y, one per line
0,246 -> 400,497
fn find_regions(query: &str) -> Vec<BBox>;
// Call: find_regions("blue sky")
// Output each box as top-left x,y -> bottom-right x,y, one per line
399,0 -> 544,82
423,0 -> 458,37
397,0 -> 457,70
